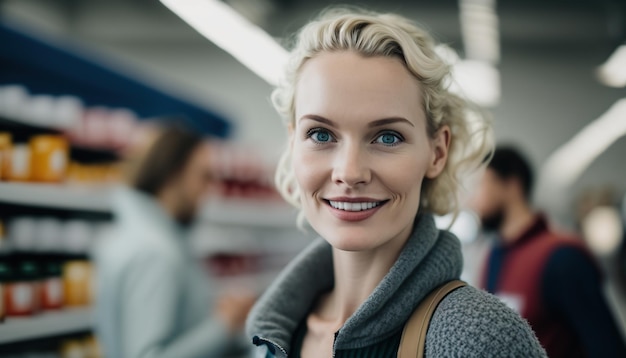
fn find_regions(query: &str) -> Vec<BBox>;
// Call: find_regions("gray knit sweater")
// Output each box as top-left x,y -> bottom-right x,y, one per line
246,214 -> 547,357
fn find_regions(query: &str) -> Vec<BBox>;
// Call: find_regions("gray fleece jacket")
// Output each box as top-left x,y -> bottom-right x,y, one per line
246,214 -> 547,357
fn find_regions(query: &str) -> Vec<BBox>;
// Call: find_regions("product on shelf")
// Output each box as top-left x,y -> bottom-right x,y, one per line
67,161 -> 122,184
29,95 -> 57,127
0,260 -> 8,322
0,132 -> 10,179
36,217 -> 64,253
9,217 -> 37,252
60,335 -> 102,358
0,85 -> 29,120
2,215 -> 106,316
0,217 -> 5,243
40,260 -> 64,310
4,260 -> 39,317
67,106 -> 139,152
0,85 -> 82,131
0,85 -> 139,186
9,217 -> 97,255
53,95 -> 83,130
63,260 -> 93,307
7,143 -> 31,181
64,220 -> 93,254
30,135 -> 69,182
208,141 -> 280,200
60,338 -> 86,358
82,335 -> 103,358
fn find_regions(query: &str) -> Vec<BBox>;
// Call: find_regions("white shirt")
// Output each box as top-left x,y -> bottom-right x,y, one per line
94,187 -> 229,358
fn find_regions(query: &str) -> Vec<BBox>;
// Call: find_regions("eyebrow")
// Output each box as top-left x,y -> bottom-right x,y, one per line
299,115 -> 414,128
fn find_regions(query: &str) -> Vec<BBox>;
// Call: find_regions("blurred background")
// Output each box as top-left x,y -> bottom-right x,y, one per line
0,0 -> 624,357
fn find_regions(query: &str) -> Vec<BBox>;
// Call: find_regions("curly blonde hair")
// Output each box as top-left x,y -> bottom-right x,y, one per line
274,8 -> 493,222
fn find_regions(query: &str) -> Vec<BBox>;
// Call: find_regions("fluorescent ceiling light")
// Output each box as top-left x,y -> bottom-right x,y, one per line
160,0 -> 288,86
459,0 -> 500,64
582,206 -> 623,256
435,46 -> 500,106
540,98 -> 626,189
597,45 -> 626,88
451,60 -> 501,107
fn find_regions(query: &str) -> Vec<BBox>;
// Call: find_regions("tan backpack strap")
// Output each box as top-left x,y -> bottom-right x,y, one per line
397,280 -> 467,358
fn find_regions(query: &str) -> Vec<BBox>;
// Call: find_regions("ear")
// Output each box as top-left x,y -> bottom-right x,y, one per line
425,125 -> 451,179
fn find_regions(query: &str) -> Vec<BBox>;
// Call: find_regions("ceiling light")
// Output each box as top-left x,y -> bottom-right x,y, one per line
540,98 -> 626,189
163,0 -> 500,107
459,0 -> 500,64
451,60 -> 501,107
582,206 -> 623,256
160,0 -> 288,86
597,45 -> 626,88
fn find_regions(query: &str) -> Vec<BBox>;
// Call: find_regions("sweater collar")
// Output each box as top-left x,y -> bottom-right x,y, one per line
246,213 -> 463,354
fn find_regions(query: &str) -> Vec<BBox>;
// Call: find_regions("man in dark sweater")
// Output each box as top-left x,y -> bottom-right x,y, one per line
471,146 -> 626,358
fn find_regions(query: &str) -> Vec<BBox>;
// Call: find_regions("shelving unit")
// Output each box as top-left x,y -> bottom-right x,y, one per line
0,115 -> 121,163
1,22 -> 231,137
0,116 -> 60,135
0,308 -> 93,345
0,182 -> 112,212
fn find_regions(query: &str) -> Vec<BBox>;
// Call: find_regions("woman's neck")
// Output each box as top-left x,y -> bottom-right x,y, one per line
313,223 -> 412,326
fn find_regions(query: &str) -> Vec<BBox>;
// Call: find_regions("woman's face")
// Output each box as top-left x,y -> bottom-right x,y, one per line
291,51 -> 449,252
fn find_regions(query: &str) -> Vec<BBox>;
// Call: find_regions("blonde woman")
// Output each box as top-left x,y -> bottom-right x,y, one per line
246,8 -> 546,357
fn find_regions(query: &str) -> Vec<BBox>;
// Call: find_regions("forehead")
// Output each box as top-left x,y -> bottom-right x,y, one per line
294,51 -> 424,125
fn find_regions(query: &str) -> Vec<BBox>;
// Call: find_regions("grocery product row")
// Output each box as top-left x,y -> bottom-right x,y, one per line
0,133 -> 121,184
0,85 -> 139,151
1,217 -> 110,254
0,23 -> 240,355
0,256 -> 93,320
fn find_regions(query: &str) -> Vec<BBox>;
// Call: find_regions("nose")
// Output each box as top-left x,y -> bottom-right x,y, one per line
331,141 -> 371,187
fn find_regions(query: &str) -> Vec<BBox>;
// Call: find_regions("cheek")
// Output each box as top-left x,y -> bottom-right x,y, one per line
291,144 -> 327,196
378,152 -> 428,200
475,184 -> 501,214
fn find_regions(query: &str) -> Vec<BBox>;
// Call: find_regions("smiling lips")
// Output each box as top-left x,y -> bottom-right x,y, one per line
325,198 -> 387,222
328,200 -> 382,211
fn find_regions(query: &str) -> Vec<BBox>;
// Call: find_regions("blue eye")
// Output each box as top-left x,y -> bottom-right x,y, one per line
375,132 -> 402,146
308,129 -> 335,143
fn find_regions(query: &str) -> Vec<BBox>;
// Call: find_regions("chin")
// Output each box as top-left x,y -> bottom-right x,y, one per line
315,224 -> 389,252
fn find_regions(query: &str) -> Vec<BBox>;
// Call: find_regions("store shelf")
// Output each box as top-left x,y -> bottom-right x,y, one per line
0,182 -> 111,212
71,145 -> 120,164
0,116 -> 61,136
0,307 -> 93,345
0,116 -> 120,163
1,21 -> 231,137
200,198 -> 298,228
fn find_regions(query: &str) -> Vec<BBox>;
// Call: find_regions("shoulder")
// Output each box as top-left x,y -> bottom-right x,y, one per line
425,285 -> 546,357
545,244 -> 595,272
542,245 -> 601,301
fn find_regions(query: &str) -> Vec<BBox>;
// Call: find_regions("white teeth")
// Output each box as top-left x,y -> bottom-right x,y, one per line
329,200 -> 382,211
